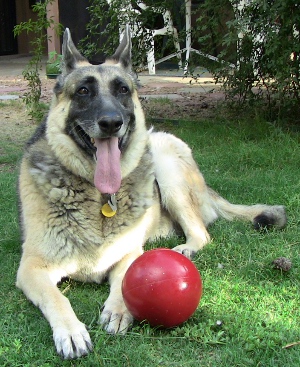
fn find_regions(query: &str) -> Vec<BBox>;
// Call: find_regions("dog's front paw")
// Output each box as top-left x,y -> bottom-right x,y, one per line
172,244 -> 197,260
53,323 -> 93,359
99,300 -> 133,335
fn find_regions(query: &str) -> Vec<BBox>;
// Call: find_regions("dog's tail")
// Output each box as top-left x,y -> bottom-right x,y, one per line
208,188 -> 287,230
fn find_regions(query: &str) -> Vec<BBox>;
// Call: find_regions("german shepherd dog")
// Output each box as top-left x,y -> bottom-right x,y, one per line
17,26 -> 287,359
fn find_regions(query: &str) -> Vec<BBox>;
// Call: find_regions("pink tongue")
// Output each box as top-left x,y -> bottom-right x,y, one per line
94,137 -> 121,194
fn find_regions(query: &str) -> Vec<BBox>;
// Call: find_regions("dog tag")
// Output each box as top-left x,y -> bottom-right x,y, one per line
101,194 -> 117,217
101,203 -> 116,217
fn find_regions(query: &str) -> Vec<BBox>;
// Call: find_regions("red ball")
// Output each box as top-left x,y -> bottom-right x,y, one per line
122,248 -> 203,328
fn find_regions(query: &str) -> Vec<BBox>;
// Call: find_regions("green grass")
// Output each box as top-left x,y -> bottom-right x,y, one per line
1,111 -> 299,366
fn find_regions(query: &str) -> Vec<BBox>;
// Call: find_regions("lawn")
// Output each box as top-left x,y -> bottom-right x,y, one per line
0,101 -> 299,366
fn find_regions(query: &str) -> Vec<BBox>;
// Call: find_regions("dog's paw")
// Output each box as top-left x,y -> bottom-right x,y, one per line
53,323 -> 93,359
172,244 -> 197,260
253,205 -> 287,230
99,301 -> 133,335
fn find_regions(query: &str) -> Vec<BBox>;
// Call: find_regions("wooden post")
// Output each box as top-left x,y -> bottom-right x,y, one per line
46,0 -> 61,55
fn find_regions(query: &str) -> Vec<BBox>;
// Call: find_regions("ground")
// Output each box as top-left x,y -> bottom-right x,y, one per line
0,74 -> 225,132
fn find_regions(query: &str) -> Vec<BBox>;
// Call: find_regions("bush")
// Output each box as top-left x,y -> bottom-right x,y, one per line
13,0 -> 62,121
194,0 -> 300,121
78,0 -> 185,70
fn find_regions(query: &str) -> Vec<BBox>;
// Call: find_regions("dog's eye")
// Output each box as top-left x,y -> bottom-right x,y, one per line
77,87 -> 89,95
119,86 -> 129,94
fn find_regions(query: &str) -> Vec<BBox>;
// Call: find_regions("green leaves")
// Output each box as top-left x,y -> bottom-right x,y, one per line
194,0 -> 300,121
13,0 -> 62,122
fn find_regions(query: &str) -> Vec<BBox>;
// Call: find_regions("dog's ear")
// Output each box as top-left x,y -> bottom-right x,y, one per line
107,25 -> 132,70
61,28 -> 89,74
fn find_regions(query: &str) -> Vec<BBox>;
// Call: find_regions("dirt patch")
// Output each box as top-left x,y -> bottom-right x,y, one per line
0,100 -> 37,145
141,93 -> 222,121
0,76 -> 224,145
0,163 -> 15,173
0,75 -> 56,104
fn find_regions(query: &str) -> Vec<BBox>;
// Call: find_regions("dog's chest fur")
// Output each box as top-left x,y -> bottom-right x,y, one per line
22,137 -> 156,266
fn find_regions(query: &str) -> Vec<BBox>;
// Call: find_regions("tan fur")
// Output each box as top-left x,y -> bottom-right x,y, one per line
16,28 -> 287,359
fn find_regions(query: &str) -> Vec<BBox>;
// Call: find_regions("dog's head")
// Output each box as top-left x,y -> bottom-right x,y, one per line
51,27 -> 145,194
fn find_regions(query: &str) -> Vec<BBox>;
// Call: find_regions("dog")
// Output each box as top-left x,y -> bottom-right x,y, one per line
16,26 -> 287,359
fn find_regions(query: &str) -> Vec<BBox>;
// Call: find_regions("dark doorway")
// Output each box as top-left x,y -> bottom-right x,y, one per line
59,0 -> 90,48
59,0 -> 108,63
0,0 -> 18,55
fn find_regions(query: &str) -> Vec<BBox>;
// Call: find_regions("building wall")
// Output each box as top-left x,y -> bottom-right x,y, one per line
15,0 -> 41,54
0,0 -> 18,55
13,0 -> 87,56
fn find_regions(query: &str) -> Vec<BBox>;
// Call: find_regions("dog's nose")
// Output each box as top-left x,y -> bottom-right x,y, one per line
98,114 -> 123,135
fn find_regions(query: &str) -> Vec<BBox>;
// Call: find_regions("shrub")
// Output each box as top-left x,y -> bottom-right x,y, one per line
194,0 -> 300,121
13,0 -> 62,121
78,0 -> 185,70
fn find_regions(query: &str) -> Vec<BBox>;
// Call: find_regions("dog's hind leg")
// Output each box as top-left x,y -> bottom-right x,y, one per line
16,255 -> 93,359
150,131 -> 287,259
150,132 -> 216,259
